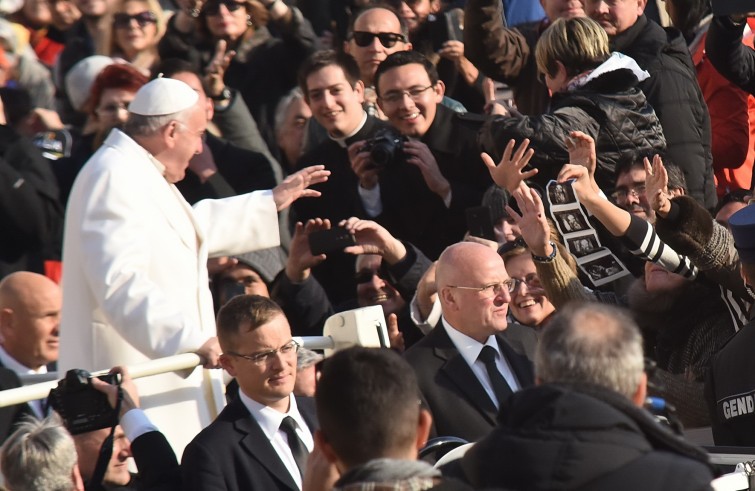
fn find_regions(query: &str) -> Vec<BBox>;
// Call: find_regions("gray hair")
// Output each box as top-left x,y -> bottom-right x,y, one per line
535,303 -> 644,400
1,415 -> 78,491
274,87 -> 305,134
123,105 -> 195,137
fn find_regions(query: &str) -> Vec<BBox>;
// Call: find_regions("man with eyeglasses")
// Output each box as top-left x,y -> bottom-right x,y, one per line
373,50 -> 492,259
182,295 -> 317,491
404,241 -> 535,442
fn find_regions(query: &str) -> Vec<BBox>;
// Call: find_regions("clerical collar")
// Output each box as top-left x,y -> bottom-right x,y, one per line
329,111 -> 368,148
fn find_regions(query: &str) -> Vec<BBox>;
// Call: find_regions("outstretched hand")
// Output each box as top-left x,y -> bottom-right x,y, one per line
644,155 -> 671,218
273,165 -> 330,211
506,183 -> 552,257
482,139 -> 536,193
565,131 -> 600,194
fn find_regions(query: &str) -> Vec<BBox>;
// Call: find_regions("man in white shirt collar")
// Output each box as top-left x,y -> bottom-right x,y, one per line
0,271 -> 61,421
182,295 -> 316,491
404,242 -> 535,442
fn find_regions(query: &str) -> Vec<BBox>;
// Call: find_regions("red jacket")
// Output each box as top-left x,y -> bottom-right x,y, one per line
693,29 -> 754,196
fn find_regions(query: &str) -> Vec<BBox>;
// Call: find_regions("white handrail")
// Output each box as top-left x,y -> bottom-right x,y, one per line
1,336 -> 337,408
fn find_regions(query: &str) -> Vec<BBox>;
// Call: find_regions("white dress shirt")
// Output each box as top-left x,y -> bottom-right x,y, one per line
239,391 -> 314,490
442,318 -> 521,408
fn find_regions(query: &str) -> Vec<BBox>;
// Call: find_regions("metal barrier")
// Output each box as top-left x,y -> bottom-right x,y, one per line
0,335 -> 338,408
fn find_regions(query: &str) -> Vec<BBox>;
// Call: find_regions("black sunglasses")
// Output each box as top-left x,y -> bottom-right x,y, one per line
351,31 -> 406,48
113,11 -> 157,28
202,0 -> 245,15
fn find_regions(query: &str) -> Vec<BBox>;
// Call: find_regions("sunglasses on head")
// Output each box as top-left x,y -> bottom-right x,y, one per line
113,11 -> 157,28
351,31 -> 406,48
202,0 -> 245,15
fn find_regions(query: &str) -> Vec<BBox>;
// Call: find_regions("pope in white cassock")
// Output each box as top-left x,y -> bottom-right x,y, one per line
59,77 -> 328,457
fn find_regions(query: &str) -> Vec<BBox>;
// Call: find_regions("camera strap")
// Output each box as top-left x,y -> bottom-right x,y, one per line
89,383 -> 123,490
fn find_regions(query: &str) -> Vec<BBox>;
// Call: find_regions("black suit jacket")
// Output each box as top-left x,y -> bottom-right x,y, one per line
404,324 -> 535,442
181,396 -> 317,491
0,365 -> 35,445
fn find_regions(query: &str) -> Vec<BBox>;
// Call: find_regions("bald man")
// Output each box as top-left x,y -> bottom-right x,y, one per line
403,242 -> 534,441
0,271 -> 61,442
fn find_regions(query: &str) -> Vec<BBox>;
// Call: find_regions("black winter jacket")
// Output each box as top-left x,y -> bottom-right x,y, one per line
479,66 -> 666,192
456,384 -> 714,491
613,15 -> 716,209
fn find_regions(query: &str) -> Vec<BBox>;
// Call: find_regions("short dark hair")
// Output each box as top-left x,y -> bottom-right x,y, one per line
374,51 -> 439,96
298,50 -> 362,99
613,153 -> 645,181
347,4 -> 409,40
152,58 -> 211,96
216,295 -> 284,352
664,160 -> 687,193
715,188 -> 751,215
316,347 -> 421,468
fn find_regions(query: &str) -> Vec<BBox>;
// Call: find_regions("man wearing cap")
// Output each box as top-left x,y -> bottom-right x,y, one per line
59,77 -> 328,457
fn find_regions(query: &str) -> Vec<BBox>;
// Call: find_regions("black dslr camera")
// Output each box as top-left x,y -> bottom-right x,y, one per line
49,369 -> 120,435
362,128 -> 408,169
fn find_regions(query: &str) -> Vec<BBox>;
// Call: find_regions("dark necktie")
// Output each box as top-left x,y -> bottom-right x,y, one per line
280,416 -> 309,477
478,345 -> 514,406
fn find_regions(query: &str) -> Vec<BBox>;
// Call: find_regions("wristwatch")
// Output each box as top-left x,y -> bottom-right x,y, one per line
211,87 -> 232,102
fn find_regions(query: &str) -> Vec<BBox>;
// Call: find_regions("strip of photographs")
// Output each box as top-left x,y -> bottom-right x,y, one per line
546,180 -> 629,287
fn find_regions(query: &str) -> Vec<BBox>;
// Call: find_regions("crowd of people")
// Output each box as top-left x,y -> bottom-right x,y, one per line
2,0 -> 755,488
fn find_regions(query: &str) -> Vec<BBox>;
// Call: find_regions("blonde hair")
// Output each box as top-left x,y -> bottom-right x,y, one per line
108,0 -> 166,65
535,17 -> 609,79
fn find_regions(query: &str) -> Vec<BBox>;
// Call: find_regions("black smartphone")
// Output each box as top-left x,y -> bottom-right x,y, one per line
431,10 -> 464,52
308,227 -> 356,255
466,206 -> 496,241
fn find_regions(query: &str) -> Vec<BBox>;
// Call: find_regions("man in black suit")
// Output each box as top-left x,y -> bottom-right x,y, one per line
0,271 -> 61,442
404,242 -> 534,442
182,295 -> 316,491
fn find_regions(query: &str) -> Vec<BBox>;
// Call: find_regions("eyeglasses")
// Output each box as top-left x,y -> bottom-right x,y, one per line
447,280 -> 515,297
202,0 -> 245,15
226,339 -> 300,366
113,11 -> 157,28
96,101 -> 130,115
611,184 -> 646,201
350,31 -> 406,48
509,273 -> 542,293
379,85 -> 434,105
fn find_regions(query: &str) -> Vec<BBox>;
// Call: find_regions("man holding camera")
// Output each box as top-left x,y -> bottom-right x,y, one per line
373,51 -> 493,258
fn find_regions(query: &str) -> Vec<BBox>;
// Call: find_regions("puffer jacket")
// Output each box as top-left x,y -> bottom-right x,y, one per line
457,384 -> 714,491
614,15 -> 716,209
478,54 -> 666,192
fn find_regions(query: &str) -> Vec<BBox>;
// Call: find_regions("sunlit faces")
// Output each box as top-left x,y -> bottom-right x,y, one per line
164,104 -> 207,183
220,313 -> 297,412
95,89 -> 136,133
494,216 -> 521,244
204,0 -> 249,42
50,0 -> 81,29
440,244 -> 512,342
344,8 -> 410,85
504,253 -> 555,328
584,0 -> 645,37
540,0 -> 584,21
113,0 -> 158,59
644,261 -> 689,293
376,62 -> 444,138
74,426 -> 132,486
305,64 -> 365,138
355,254 -> 406,317
1,278 -> 61,370
216,265 -> 271,307
613,166 -> 652,220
